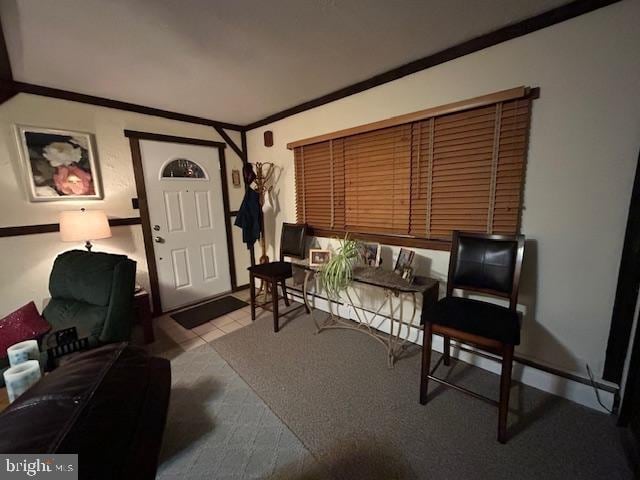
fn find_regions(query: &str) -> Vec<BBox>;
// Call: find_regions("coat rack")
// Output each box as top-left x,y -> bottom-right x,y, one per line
251,162 -> 274,264
250,162 -> 274,299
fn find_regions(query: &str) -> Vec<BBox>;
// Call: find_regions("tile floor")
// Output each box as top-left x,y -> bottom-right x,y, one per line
145,289 -> 262,357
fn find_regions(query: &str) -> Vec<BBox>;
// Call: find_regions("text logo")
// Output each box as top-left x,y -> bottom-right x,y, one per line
0,455 -> 77,480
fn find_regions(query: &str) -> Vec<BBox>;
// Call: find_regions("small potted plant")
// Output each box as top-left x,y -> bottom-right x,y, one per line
319,235 -> 360,299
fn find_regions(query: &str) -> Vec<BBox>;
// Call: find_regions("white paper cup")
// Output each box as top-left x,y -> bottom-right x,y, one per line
3,360 -> 42,403
7,339 -> 40,367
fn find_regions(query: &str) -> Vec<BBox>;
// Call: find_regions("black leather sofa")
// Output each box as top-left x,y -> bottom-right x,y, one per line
0,343 -> 171,480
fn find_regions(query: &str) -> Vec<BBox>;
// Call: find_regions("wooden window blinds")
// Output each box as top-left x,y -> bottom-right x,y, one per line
291,87 -> 533,244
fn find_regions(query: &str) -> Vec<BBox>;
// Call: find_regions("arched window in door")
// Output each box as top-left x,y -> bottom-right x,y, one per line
161,158 -> 207,179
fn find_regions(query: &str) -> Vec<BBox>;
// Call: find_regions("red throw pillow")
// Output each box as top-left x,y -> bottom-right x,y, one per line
0,302 -> 51,359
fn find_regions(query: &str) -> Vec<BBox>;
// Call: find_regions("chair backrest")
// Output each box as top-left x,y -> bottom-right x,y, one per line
279,223 -> 308,260
447,231 -> 525,310
45,250 -> 137,344
48,250 -> 132,306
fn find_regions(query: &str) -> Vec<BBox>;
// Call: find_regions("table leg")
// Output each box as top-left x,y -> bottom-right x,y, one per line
387,293 -> 395,367
303,270 -> 314,318
388,291 -> 418,367
394,293 -> 406,365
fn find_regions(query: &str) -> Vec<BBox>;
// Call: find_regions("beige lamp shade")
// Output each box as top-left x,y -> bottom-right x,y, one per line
59,209 -> 112,249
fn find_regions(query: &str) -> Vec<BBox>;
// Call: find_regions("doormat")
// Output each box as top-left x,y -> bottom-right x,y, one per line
171,296 -> 248,329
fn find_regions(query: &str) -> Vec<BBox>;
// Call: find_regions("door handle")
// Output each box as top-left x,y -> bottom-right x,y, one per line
154,236 -> 165,243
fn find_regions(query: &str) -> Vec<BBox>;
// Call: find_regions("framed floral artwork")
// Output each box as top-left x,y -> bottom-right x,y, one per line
16,126 -> 103,201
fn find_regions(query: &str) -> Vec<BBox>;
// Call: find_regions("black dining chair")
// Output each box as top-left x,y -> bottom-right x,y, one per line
419,230 -> 525,443
248,222 -> 310,332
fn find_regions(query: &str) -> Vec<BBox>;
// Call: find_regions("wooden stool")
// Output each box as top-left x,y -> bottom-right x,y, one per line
247,222 -> 309,332
249,262 -> 309,332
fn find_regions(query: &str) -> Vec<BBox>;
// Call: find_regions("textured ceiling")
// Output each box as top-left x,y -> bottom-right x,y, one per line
1,0 -> 571,125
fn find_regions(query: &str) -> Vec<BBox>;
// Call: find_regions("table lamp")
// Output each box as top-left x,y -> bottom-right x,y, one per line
59,208 -> 112,251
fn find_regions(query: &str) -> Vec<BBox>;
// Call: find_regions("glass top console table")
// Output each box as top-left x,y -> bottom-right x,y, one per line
299,263 -> 439,367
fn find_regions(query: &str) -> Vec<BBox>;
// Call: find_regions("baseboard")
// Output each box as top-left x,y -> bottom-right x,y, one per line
285,287 -> 617,413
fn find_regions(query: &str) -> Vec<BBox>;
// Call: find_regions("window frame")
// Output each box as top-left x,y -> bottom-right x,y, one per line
159,157 -> 209,181
289,87 -> 537,249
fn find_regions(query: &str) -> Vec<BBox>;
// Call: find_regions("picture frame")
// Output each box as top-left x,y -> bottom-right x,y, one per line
231,169 -> 241,187
401,266 -> 415,283
361,242 -> 381,267
309,249 -> 332,267
15,125 -> 103,202
394,248 -> 415,275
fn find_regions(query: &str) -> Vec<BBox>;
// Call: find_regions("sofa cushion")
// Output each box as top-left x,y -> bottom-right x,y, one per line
48,250 -> 129,307
0,343 -> 171,480
422,296 -> 521,345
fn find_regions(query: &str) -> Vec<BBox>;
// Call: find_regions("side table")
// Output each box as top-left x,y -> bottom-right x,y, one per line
134,289 -> 154,344
301,264 -> 440,368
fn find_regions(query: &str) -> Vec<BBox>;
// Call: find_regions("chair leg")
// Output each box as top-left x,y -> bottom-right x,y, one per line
271,279 -> 279,333
281,280 -> 290,306
498,344 -> 514,444
249,273 -> 256,321
443,336 -> 451,366
420,323 -> 433,405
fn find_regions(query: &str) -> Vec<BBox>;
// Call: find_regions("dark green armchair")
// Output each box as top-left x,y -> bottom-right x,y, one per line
43,250 -> 137,347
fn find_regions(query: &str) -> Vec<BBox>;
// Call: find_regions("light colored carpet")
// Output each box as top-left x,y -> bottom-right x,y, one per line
211,306 -> 633,480
155,343 -> 323,479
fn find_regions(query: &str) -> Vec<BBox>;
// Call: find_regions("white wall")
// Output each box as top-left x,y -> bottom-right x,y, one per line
247,0 -> 640,383
0,93 -> 252,315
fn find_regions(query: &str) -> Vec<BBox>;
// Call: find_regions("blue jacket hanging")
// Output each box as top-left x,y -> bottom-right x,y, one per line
234,188 -> 261,248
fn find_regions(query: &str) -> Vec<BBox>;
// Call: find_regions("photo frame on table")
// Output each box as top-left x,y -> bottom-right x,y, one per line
361,242 -> 381,267
401,266 -> 415,283
309,249 -> 332,267
394,248 -> 415,274
16,125 -> 103,202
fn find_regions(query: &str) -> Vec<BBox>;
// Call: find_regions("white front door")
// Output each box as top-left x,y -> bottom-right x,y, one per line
140,140 -> 231,311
